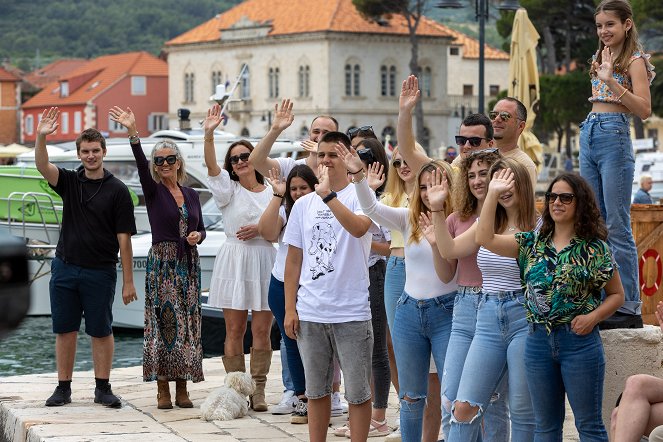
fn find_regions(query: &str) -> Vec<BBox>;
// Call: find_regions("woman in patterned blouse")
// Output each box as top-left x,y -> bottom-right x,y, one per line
476,171 -> 624,440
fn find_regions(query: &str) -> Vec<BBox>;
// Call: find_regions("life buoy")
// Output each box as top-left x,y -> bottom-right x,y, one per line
639,249 -> 662,296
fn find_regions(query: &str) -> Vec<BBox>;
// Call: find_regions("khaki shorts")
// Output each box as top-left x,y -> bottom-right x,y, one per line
297,320 -> 373,404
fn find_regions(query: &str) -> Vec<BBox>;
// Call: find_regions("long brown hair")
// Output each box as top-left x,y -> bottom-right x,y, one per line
488,158 -> 536,234
408,160 -> 454,244
540,173 -> 608,241
381,144 -> 426,208
453,150 -> 501,221
591,0 -> 643,76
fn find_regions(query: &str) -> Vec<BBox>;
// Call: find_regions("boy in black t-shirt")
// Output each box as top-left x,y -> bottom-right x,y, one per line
35,107 -> 137,408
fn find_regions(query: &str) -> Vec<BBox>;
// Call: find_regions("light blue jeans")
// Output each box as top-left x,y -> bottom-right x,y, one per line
525,323 -> 608,441
448,290 -> 534,442
392,291 -> 455,442
442,286 -> 510,442
280,338 -> 294,392
384,255 -> 405,331
579,112 -> 641,315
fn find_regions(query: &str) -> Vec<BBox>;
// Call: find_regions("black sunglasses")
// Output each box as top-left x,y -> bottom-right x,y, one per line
545,192 -> 575,205
153,155 -> 178,166
489,111 -> 518,121
455,136 -> 489,147
391,159 -> 408,169
468,148 -> 499,157
357,148 -> 375,163
347,125 -> 374,139
229,152 -> 251,165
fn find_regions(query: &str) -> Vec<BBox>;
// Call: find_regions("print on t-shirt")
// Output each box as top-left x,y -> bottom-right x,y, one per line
308,222 -> 337,280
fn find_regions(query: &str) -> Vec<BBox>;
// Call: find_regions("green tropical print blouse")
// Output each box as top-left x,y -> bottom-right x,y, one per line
515,231 -> 614,333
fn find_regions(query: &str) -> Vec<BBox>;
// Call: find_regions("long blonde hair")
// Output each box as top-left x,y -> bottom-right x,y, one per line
591,0 -> 644,77
381,143 -> 426,208
408,160 -> 454,244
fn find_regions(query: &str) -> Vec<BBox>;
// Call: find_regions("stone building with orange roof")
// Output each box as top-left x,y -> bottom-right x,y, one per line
0,66 -> 22,145
164,0 -> 509,149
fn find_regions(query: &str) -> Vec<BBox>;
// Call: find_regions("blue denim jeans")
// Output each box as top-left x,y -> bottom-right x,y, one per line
392,291 -> 455,442
448,290 -> 534,442
280,338 -> 295,392
384,255 -> 405,332
579,112 -> 640,315
525,323 -> 608,441
268,275 -> 306,395
442,286 -> 510,442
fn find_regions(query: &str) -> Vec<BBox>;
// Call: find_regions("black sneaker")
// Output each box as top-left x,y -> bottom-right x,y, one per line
599,312 -> 644,330
94,384 -> 122,408
290,399 -> 308,424
45,386 -> 71,406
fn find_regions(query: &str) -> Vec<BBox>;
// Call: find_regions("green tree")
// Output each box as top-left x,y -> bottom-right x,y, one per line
352,0 -> 430,152
534,71 -> 591,156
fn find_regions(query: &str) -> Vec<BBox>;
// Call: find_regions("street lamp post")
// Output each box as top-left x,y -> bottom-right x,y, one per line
436,0 -> 520,114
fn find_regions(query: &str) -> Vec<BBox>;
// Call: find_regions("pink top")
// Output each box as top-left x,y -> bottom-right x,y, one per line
589,50 -> 655,103
446,212 -> 482,287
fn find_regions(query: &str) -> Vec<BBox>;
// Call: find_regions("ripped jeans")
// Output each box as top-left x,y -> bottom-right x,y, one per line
392,291 -> 455,442
448,290 -> 534,442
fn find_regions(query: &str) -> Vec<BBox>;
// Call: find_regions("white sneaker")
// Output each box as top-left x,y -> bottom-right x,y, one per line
384,428 -> 402,442
271,390 -> 298,415
331,392 -> 347,416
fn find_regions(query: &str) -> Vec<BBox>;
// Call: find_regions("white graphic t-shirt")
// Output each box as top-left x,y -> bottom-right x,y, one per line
283,184 -> 372,323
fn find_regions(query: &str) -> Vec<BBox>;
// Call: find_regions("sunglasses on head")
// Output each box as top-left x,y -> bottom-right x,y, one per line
545,192 -> 575,205
455,136 -> 489,147
489,111 -> 516,121
347,125 -> 374,139
229,152 -> 251,165
468,147 -> 499,158
391,159 -> 408,169
153,155 -> 178,166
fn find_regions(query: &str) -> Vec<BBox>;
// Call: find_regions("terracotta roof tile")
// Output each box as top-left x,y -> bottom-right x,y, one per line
24,59 -> 88,89
23,51 -> 168,108
0,66 -> 21,82
430,22 -> 510,60
166,0 -> 455,46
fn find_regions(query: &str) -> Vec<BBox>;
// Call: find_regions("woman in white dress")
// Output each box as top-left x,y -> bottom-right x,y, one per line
203,104 -> 276,412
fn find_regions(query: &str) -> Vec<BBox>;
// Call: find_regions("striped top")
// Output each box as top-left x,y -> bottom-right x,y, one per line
477,246 -> 522,293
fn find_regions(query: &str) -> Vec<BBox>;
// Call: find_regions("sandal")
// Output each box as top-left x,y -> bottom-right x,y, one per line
345,418 -> 391,438
334,422 -> 350,437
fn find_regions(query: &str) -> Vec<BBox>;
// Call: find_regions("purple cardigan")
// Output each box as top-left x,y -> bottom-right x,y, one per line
131,140 -> 206,264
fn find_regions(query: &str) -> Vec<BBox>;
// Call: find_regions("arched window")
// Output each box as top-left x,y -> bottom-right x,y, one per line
184,73 -> 195,103
299,65 -> 310,97
380,66 -> 388,96
269,67 -> 280,98
421,127 -> 431,150
240,64 -> 250,99
345,63 -> 361,97
389,66 -> 397,96
211,70 -> 223,94
421,67 -> 432,98
382,126 -> 395,148
300,126 -> 309,138
241,127 -> 250,137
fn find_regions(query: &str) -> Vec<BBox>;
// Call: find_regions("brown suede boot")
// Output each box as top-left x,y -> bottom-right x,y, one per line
249,348 -> 272,412
175,379 -> 193,408
157,380 -> 172,409
222,354 -> 246,373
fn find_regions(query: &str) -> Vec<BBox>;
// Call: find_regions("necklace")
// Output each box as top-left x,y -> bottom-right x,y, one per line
507,226 -> 517,232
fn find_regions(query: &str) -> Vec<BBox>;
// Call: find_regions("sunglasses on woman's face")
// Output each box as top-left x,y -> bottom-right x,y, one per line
153,155 -> 178,166
392,159 -> 408,169
455,136 -> 489,147
545,192 -> 575,205
229,152 -> 251,165
347,125 -> 374,139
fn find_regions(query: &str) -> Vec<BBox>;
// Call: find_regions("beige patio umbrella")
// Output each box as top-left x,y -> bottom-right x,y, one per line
0,143 -> 32,158
508,8 -> 543,173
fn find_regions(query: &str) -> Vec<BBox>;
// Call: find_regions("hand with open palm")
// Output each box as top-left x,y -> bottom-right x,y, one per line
109,106 -> 137,133
399,75 -> 421,114
203,104 -> 224,136
37,107 -> 60,136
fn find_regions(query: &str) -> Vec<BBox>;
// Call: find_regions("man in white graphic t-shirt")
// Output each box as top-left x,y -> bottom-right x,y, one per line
283,131 -> 374,442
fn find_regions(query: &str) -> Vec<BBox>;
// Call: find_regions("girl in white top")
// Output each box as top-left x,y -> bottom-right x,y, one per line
202,104 -> 276,412
429,157 -> 537,441
337,143 -> 457,442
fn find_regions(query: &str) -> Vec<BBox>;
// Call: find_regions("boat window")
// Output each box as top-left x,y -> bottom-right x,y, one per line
201,198 -> 224,230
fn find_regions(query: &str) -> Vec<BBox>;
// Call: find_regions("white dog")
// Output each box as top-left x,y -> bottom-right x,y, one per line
200,372 -> 255,421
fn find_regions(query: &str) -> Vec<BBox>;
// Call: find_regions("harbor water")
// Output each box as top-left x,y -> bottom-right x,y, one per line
0,316 -> 143,377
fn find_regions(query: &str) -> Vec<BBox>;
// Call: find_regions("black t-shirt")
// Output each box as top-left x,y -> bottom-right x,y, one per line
51,166 -> 136,268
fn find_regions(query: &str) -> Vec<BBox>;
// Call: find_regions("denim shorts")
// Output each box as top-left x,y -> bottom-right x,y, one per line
297,320 -> 373,404
49,256 -> 117,337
